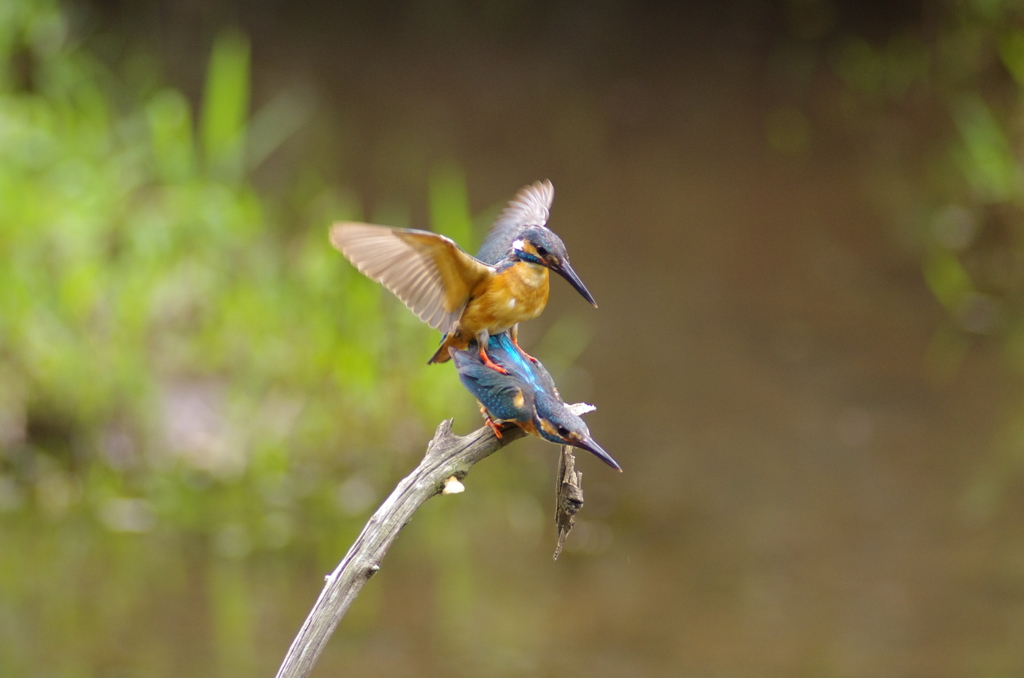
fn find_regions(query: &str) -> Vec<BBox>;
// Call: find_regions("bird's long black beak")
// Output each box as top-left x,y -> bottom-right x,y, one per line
552,258 -> 598,308
575,434 -> 622,472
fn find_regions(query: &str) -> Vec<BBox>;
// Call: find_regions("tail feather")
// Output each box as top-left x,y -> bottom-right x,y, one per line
428,342 -> 452,364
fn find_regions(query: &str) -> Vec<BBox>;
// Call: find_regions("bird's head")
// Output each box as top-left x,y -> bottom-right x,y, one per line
511,227 -> 597,307
533,393 -> 621,471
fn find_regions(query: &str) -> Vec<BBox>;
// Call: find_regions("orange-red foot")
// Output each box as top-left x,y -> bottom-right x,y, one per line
485,417 -> 504,439
510,335 -> 539,363
479,347 -> 508,374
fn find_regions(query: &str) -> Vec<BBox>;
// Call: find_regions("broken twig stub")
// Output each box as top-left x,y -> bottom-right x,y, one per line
554,445 -> 584,560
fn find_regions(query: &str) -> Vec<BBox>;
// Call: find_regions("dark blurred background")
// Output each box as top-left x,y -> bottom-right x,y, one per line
3,0 -> 1024,675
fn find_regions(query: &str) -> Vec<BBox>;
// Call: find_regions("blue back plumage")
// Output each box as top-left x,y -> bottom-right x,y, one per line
451,331 -> 558,426
450,331 -> 622,471
450,334 -> 536,423
483,333 -> 552,390
453,360 -> 529,422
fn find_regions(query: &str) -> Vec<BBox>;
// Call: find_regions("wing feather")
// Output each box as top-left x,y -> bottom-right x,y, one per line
476,180 -> 555,264
330,223 -> 493,333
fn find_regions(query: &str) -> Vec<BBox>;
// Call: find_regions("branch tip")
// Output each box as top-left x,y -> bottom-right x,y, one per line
567,402 -> 596,416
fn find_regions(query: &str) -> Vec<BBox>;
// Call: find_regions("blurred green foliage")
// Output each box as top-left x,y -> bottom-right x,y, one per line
762,0 -> 1024,535
0,0 -> 545,674
826,3 -> 1024,353
808,0 -> 1024,518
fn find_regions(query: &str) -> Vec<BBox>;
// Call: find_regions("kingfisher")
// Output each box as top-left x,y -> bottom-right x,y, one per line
329,180 -> 597,373
449,331 -> 621,471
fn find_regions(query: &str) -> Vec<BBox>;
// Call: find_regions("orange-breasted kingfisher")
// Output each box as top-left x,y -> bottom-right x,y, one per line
329,180 -> 597,373
449,331 -> 621,471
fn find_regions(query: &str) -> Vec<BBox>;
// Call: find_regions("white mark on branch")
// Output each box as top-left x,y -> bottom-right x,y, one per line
442,476 -> 465,494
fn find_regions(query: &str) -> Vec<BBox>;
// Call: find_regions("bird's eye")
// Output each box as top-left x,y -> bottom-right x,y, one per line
536,246 -> 549,257
557,425 -> 569,436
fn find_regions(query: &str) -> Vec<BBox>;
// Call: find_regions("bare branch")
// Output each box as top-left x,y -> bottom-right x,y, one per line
274,419 -> 525,678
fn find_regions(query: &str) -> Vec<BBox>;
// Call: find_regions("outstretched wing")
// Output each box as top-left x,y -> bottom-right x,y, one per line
330,223 -> 493,334
476,179 -> 555,264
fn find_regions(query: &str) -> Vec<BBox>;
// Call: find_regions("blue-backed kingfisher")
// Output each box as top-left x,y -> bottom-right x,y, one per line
329,180 -> 597,373
449,331 -> 621,471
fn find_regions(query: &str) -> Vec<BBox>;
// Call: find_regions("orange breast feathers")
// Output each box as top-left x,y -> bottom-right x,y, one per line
460,262 -> 550,335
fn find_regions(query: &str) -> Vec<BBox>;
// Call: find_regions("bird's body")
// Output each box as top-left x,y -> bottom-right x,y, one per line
426,256 -> 551,363
450,331 -> 621,471
330,180 -> 596,372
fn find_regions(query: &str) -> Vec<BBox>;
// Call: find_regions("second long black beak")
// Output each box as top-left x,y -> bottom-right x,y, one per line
575,434 -> 622,472
552,258 -> 598,308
